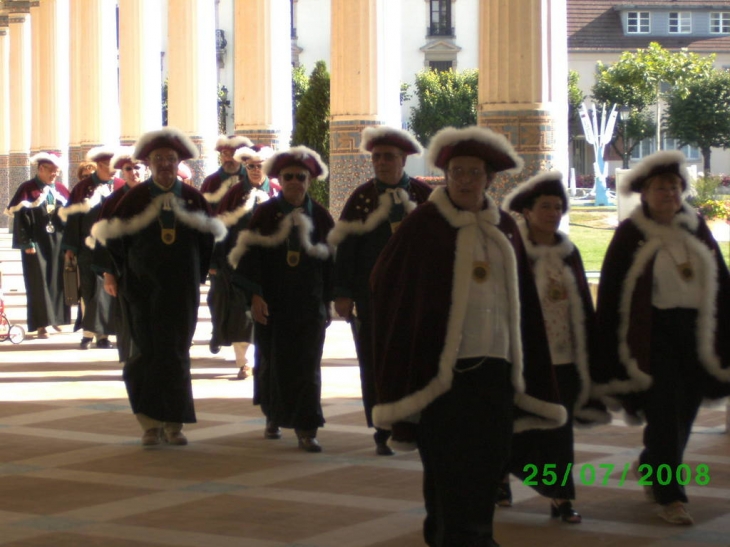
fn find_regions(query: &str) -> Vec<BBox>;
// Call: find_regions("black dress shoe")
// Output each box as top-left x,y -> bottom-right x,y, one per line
80,337 -> 92,350
209,339 -> 221,354
95,338 -> 112,349
376,442 -> 395,456
298,436 -> 322,453
550,500 -> 582,523
264,422 -> 282,439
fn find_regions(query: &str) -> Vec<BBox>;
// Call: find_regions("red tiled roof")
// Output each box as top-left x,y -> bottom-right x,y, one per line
568,0 -> 730,53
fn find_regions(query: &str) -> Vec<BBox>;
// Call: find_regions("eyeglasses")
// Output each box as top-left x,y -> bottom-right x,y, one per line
282,173 -> 307,182
448,167 -> 487,181
372,152 -> 403,162
246,163 -> 263,171
123,165 -> 144,172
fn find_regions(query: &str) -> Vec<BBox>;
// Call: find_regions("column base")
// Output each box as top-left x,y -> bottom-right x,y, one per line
68,146 -> 86,189
234,129 -> 283,150
8,152 -> 30,207
479,109 -> 555,203
0,154 -> 9,229
329,120 -> 383,217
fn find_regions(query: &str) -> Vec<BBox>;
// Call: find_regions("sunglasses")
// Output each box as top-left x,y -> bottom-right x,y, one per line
123,165 -> 144,172
282,173 -> 307,182
246,164 -> 263,170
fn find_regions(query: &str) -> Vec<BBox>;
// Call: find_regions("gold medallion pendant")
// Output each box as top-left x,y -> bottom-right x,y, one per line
287,250 -> 301,267
390,221 -> 402,233
677,262 -> 694,282
161,228 -> 176,245
472,261 -> 490,283
547,278 -> 568,302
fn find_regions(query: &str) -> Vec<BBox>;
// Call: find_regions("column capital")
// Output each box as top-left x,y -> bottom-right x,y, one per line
4,1 -> 31,15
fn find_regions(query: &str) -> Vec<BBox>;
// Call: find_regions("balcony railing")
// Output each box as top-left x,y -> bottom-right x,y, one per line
427,24 -> 454,37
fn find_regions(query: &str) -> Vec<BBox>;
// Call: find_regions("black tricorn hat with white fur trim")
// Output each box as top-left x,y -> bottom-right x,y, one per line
133,128 -> 200,162
359,126 -> 423,156
30,152 -> 62,169
427,126 -> 523,174
85,145 -> 117,162
503,171 -> 569,214
215,134 -> 254,152
263,146 -> 329,180
620,150 -> 690,195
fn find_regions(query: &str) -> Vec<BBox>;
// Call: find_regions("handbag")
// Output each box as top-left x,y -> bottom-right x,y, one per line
63,256 -> 80,306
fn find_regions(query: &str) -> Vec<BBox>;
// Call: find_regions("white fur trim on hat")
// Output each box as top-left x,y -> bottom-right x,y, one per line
619,150 -> 691,196
85,145 -> 117,162
502,170 -> 568,213
30,152 -> 62,169
359,126 -> 423,156
133,127 -> 200,161
215,135 -> 254,152
263,146 -> 329,180
234,146 -> 275,163
110,147 -> 136,170
426,126 -> 524,175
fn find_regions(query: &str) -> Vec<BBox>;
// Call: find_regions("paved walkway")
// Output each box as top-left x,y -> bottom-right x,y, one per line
1,231 -> 729,546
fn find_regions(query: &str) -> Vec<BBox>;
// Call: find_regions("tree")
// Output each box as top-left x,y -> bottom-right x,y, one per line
408,68 -> 478,146
291,60 -> 330,206
592,42 -> 715,156
567,70 -> 585,143
665,69 -> 730,174
292,64 -> 309,128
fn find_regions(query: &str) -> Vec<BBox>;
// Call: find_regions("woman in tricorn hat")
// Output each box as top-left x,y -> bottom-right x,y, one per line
594,150 -> 730,525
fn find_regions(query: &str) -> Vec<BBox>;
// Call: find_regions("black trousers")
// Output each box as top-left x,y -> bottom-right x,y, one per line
509,364 -> 580,499
417,358 -> 514,547
641,307 -> 704,505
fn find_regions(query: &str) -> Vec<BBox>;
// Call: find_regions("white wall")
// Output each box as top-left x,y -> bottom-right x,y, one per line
296,0 -> 331,71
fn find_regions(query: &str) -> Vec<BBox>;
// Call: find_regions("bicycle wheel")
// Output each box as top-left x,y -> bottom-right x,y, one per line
8,324 -> 25,344
0,314 -> 10,342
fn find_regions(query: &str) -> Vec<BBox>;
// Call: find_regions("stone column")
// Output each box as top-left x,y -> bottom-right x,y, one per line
232,0 -> 292,150
7,7 -> 32,199
0,17 -> 9,228
68,0 -> 120,185
477,0 -> 568,202
118,0 -> 162,146
329,0 -> 383,217
167,0 -> 218,186
36,0 -> 70,185
30,1 -> 40,156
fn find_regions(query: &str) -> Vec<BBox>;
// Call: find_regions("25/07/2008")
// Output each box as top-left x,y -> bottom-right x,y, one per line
522,463 -> 710,487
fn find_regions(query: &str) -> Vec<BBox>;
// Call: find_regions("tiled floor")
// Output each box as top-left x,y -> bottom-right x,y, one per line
0,322 -> 728,547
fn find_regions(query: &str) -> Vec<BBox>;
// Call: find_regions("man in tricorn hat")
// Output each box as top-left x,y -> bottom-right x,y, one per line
228,146 -> 334,453
200,134 -> 254,208
5,152 -> 71,338
60,145 -> 123,349
329,126 -> 431,455
91,128 -> 226,447
370,126 -> 567,547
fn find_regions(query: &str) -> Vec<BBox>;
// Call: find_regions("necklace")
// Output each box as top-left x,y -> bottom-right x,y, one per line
664,241 -> 693,282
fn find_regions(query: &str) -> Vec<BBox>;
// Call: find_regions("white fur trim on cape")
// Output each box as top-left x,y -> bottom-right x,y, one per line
619,150 -> 691,196
58,184 -> 113,222
517,219 -> 599,422
372,187 -> 566,432
227,208 -> 331,269
503,171 -> 568,213
85,145 -> 117,162
426,126 -> 524,175
359,126 -> 423,155
5,185 -> 68,216
203,176 -> 239,204
30,152 -> 62,169
215,135 -> 253,151
592,204 -> 729,409
90,193 -> 227,246
327,188 -> 417,248
217,188 -> 270,227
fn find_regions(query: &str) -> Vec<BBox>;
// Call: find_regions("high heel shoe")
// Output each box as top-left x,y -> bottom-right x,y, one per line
495,482 -> 512,507
550,500 -> 582,523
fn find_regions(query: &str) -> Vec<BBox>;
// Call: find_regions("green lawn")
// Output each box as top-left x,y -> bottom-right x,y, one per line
566,207 -> 730,272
